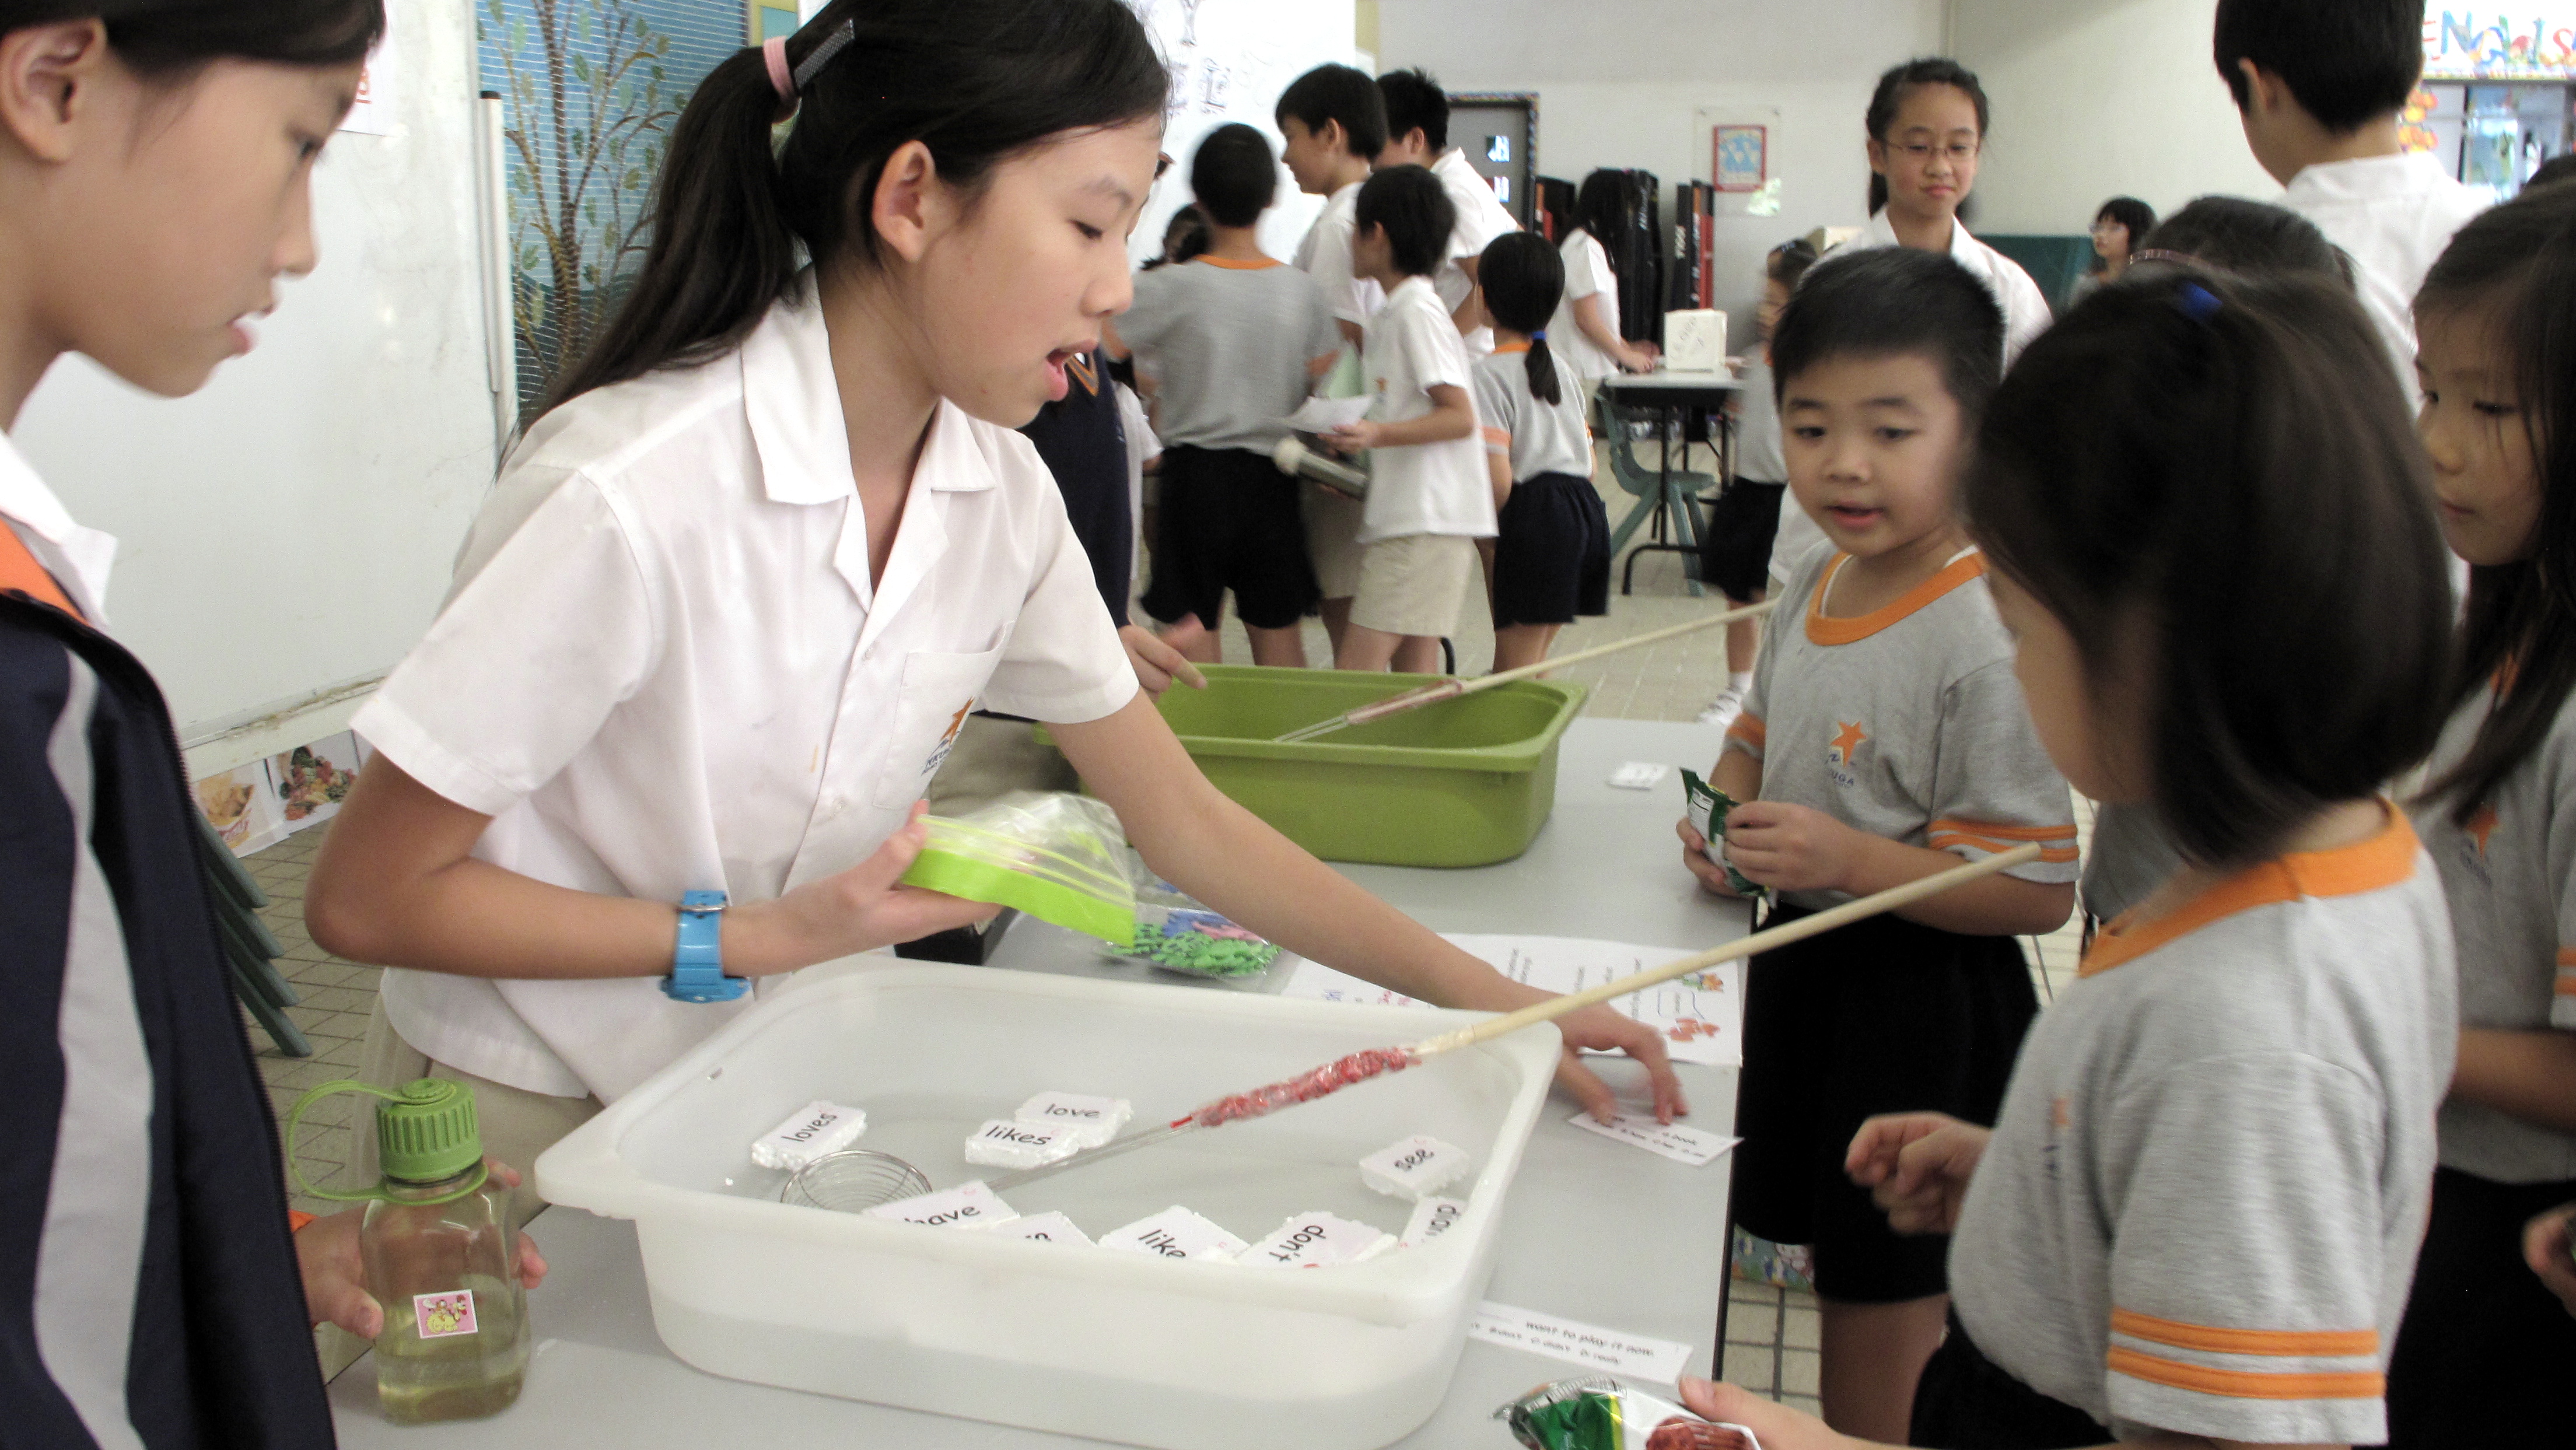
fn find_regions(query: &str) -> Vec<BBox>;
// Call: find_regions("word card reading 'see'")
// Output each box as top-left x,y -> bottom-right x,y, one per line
1568,1112 -> 1740,1166
1468,1301 -> 1695,1382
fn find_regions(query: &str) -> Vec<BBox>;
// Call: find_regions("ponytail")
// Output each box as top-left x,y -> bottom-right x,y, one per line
545,0 -> 1166,415
1864,57 -> 1989,216
1476,231 -> 1566,406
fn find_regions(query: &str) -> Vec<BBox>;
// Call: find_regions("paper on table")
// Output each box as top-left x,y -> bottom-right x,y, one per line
1283,394 -> 1375,433
1279,934 -> 1744,1066
1468,1301 -> 1696,1382
1568,1112 -> 1740,1166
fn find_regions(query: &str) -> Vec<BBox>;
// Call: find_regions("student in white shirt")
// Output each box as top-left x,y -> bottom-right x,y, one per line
2216,0 -> 2484,408
1374,68 -> 1519,355
1549,169 -> 1660,416
306,1 -> 1682,1172
1276,62 -> 1387,656
1838,59 -> 2052,365
1324,166 -> 1496,674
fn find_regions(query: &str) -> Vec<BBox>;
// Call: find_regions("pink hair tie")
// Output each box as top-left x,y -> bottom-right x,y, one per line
762,35 -> 793,100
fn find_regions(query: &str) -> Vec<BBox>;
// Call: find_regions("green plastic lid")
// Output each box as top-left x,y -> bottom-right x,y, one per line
286,1077 -> 489,1202
373,1078 -> 485,1184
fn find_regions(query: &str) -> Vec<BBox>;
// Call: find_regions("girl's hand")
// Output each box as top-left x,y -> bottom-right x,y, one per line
732,801 -> 999,971
1118,624 -> 1205,698
2525,1202 -> 2576,1318
1550,1001 -> 1688,1125
1325,419 -> 1382,454
1846,1112 -> 1989,1236
298,1160 -> 550,1337
1720,800 -> 1864,895
1675,817 -> 1743,898
1676,1378 -> 1859,1450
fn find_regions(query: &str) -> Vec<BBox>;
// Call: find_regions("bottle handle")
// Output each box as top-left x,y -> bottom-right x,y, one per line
285,1079 -> 490,1206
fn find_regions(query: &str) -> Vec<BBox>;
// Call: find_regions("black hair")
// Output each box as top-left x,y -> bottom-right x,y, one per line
6,0 -> 381,75
2213,0 -> 2423,134
1572,168 -> 1633,267
1275,63 -> 1385,160
1150,205 -> 1208,268
1864,57 -> 1989,216
1766,237 -> 1821,290
2528,152 -> 2576,191
1769,247 -> 2003,424
2134,195 -> 2352,289
545,0 -> 1165,413
1971,272 -> 2452,866
1376,67 -> 1447,153
2088,196 -> 2158,274
1187,123 -> 1275,229
1353,163 -> 1451,279
2416,183 -> 2576,822
1478,232 -> 1563,406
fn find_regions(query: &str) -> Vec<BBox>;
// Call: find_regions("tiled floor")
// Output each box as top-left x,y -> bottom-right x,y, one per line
237,461 -> 2085,1403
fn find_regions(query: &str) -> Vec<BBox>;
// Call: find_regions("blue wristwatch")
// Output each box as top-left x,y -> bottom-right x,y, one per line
663,890 -> 744,1003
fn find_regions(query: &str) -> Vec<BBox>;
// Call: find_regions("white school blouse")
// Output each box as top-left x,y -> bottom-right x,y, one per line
2280,153 -> 2486,411
1430,147 -> 1521,358
0,432 -> 117,622
1840,211 -> 2054,365
354,280 -> 1138,1102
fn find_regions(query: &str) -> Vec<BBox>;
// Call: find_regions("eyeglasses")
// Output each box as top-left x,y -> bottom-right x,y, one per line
1894,141 -> 1979,163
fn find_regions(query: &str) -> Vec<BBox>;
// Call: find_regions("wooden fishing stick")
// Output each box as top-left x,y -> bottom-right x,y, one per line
1273,596 -> 1782,742
986,845 -> 2039,1192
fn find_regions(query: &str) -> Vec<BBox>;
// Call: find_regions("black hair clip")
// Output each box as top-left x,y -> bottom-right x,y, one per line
2175,281 -> 2222,323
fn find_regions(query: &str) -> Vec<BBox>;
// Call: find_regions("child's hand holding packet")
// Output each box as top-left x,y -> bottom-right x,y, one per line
1680,769 -> 1767,899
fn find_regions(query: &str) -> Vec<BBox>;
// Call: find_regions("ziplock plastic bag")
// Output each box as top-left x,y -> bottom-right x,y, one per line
1495,1376 -> 1761,1450
900,792 -> 1137,944
1104,870 -> 1283,979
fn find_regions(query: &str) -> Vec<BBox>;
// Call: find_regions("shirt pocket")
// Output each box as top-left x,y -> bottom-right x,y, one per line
872,645 -> 1008,810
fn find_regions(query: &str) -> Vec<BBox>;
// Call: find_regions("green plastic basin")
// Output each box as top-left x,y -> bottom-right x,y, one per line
1146,665 -> 1586,868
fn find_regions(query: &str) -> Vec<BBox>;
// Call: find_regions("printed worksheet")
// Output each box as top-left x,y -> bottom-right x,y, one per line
1280,935 -> 1743,1066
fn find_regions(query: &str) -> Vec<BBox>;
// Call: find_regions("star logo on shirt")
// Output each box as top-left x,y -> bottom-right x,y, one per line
942,699 -> 975,746
1828,720 -> 1868,768
2465,804 -> 2500,856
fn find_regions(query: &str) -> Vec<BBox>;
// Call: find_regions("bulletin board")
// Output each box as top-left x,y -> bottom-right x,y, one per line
1123,0 -> 1359,268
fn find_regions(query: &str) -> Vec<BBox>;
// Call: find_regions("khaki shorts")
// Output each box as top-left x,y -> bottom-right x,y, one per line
1305,484 -> 1368,600
1350,533 -> 1480,639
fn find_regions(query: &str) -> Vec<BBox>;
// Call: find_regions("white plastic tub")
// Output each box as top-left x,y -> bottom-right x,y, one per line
534,963 -> 1560,1449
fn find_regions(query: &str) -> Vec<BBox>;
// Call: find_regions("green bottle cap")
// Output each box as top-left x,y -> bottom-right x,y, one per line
373,1078 -> 485,1185
286,1078 -> 490,1203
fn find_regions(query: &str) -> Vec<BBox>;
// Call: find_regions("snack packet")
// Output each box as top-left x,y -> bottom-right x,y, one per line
1494,1377 -> 1761,1450
899,792 -> 1136,944
1680,769 -> 1766,899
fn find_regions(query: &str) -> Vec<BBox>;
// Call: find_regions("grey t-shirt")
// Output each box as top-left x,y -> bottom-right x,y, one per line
2080,801 -> 2184,925
1722,547 -> 2079,910
2410,680 -> 2576,1182
1950,813 -> 2456,1445
1118,258 -> 1340,454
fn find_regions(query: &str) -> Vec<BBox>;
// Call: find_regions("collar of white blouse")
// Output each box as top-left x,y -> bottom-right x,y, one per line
738,276 -> 997,636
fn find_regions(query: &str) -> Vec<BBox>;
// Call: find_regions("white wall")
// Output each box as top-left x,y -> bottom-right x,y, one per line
1378,0 -> 1947,323
15,0 -> 500,764
1952,0 -> 2280,234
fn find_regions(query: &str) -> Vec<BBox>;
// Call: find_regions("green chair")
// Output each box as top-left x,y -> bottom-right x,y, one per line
1598,394 -> 1717,596
192,810 -> 312,1056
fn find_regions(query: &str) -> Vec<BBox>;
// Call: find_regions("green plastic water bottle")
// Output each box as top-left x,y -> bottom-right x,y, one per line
289,1079 -> 530,1423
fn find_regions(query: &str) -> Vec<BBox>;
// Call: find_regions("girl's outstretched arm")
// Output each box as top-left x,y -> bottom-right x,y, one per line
1053,694 -> 1689,1123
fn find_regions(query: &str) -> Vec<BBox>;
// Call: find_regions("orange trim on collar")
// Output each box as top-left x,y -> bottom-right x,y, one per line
0,523 -> 83,621
2078,804 -> 2418,978
1492,342 -> 1532,355
1804,551 -> 1986,645
1195,255 -> 1283,271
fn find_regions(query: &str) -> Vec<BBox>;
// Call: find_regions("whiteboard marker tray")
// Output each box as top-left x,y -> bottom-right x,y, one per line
534,964 -> 1559,1450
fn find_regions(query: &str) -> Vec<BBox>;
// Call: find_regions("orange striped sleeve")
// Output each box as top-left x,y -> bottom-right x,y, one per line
2106,1311 -> 2383,1403
1724,713 -> 1765,753
2106,1347 -> 2382,1401
1481,425 -> 1511,454
1929,817 -> 2079,864
2109,1309 -> 2376,1358
289,1210 -> 316,1234
2556,947 -> 2576,996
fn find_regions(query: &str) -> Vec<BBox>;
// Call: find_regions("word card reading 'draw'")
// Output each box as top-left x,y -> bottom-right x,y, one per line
1469,1301 -> 1695,1382
1569,1113 -> 1740,1166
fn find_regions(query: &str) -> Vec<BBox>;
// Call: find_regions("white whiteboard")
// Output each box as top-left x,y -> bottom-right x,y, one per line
12,0 -> 499,756
1126,0 -> 1357,268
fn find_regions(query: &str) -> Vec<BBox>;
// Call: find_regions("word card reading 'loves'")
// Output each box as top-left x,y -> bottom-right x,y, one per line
1468,1301 -> 1695,1382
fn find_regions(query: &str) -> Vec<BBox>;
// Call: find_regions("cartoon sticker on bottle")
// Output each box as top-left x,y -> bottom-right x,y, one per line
414,1289 -> 480,1340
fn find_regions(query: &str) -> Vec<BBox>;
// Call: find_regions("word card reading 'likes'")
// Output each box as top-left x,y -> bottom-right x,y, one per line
1569,1112 -> 1740,1166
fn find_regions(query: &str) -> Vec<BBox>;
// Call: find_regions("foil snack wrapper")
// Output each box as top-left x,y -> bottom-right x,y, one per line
1493,1377 -> 1762,1450
1680,769 -> 1767,899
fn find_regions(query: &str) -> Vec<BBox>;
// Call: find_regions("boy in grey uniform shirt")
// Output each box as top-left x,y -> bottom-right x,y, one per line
1112,124 -> 1342,669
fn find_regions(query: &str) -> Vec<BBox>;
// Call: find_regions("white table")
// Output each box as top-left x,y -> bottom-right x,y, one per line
330,718 -> 1751,1448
